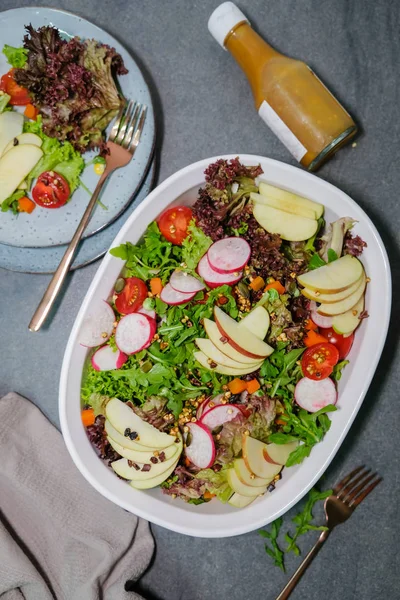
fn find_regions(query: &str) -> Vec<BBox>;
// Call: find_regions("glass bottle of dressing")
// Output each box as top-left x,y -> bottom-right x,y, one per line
208,2 -> 357,171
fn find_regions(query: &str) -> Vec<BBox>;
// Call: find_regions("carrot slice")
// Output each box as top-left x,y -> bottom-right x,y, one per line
228,378 -> 248,394
150,277 -> 163,295
18,196 -> 36,214
305,318 -> 318,331
24,103 -> 39,120
304,330 -> 329,347
203,490 -> 215,500
81,408 -> 95,427
246,379 -> 260,394
264,280 -> 285,295
249,276 -> 265,291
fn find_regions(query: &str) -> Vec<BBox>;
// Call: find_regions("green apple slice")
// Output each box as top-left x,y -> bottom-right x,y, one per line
194,350 -> 263,376
228,492 -> 258,508
316,274 -> 366,316
259,181 -> 324,219
214,307 -> 274,359
227,468 -> 267,497
105,419 -> 160,451
0,111 -> 24,157
242,435 -> 283,479
234,458 -> 271,488
238,306 -> 270,339
297,255 -> 363,293
253,203 -> 318,242
301,275 -> 363,303
130,458 -> 180,490
195,338 -> 260,370
112,438 -> 182,481
251,191 -> 317,220
0,144 -> 43,205
3,132 -> 42,155
332,296 -> 365,335
107,435 -> 179,463
203,318 -> 262,365
106,398 -> 176,449
263,442 -> 298,466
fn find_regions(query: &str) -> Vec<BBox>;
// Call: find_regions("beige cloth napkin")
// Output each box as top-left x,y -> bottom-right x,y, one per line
0,392 -> 154,600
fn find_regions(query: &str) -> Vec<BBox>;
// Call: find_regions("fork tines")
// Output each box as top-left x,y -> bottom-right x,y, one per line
109,100 -> 147,151
333,466 -> 382,508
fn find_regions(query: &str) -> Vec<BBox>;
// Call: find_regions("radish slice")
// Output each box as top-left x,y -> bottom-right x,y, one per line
201,404 -> 242,429
197,255 -> 242,289
200,393 -> 225,418
310,301 -> 334,329
138,307 -> 156,321
79,301 -> 115,347
160,283 -> 196,305
295,377 -> 338,413
207,238 -> 251,274
170,270 -> 205,294
185,422 -> 216,469
92,345 -> 128,371
115,313 -> 156,355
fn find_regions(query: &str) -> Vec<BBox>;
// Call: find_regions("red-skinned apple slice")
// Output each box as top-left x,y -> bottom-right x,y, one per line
238,306 -> 270,339
203,318 -> 262,365
226,468 -> 267,497
214,307 -> 274,359
234,458 -> 271,488
263,442 -> 298,466
228,492 -> 258,508
242,435 -> 282,479
194,350 -> 263,375
195,337 -> 260,369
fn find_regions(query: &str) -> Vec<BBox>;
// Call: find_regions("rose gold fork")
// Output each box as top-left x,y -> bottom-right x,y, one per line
29,100 -> 147,332
276,466 -> 382,600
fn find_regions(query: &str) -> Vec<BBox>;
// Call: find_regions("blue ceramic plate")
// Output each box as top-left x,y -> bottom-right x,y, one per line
0,7 -> 155,248
0,160 -> 155,273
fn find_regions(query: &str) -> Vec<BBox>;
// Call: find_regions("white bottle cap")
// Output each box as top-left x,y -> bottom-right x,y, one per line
208,2 -> 249,50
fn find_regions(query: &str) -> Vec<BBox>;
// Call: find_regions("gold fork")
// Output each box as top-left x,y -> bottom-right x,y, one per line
276,466 -> 382,600
29,101 -> 147,332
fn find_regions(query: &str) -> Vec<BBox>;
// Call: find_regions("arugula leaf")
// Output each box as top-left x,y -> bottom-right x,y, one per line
285,444 -> 312,467
331,360 -> 349,381
327,249 -> 338,262
181,221 -> 213,271
2,45 -> 27,68
308,253 -> 326,270
285,487 -> 332,554
259,517 -> 285,571
304,217 -> 325,252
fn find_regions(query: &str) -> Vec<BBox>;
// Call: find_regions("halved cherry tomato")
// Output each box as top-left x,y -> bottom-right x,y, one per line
319,328 -> 354,360
0,69 -> 30,105
157,206 -> 193,245
32,171 -> 70,209
301,342 -> 339,380
115,277 -> 148,315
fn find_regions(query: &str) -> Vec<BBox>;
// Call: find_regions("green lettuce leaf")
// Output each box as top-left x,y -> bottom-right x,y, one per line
0,93 -> 11,113
181,220 -> 213,271
196,467 -> 233,503
2,45 -> 27,68
1,190 -> 25,214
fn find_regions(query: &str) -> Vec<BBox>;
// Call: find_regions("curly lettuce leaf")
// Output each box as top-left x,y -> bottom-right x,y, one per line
2,45 -> 27,68
181,220 -> 213,271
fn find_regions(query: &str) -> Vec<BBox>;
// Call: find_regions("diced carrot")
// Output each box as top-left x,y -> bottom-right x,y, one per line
150,277 -> 163,295
203,490 -> 215,500
304,330 -> 329,347
24,103 -> 39,120
249,276 -> 265,291
305,318 -> 318,331
217,295 -> 228,305
81,408 -> 95,427
264,280 -> 286,295
18,196 -> 36,214
184,457 -> 192,467
228,378 -> 248,394
246,379 -> 260,394
275,417 -> 287,426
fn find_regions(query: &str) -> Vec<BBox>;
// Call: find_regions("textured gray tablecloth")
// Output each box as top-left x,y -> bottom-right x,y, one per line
0,1 -> 399,599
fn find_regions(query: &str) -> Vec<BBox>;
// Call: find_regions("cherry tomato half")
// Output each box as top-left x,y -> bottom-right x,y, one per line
301,343 -> 340,381
115,277 -> 148,315
157,206 -> 193,245
319,328 -> 354,360
32,171 -> 70,209
0,69 -> 30,105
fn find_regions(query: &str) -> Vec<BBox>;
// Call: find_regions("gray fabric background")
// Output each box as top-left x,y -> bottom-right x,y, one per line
0,1 -> 399,599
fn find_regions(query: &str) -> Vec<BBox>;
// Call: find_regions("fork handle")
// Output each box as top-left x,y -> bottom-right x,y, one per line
28,168 -> 112,332
276,530 -> 330,600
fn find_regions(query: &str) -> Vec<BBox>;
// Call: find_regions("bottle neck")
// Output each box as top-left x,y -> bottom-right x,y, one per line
224,22 -> 280,80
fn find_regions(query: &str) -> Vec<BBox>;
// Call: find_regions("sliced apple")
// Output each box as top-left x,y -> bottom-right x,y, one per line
316,274 -> 366,316
107,435 -> 179,463
228,492 -> 258,508
253,202 -> 318,242
301,275 -> 363,303
238,306 -> 270,340
3,132 -> 42,155
242,435 -> 283,479
203,318 -> 262,365
105,419 -> 160,452
112,442 -> 181,480
0,144 -> 43,206
297,255 -> 364,293
214,307 -> 274,359
251,191 -> 317,221
332,296 -> 365,335
106,398 -> 176,449
194,351 -> 263,376
0,111 -> 24,157
227,468 -> 267,497
195,337 -> 260,370
234,458 -> 272,488
259,181 -> 324,219
263,442 -> 298,465
130,458 -> 180,490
